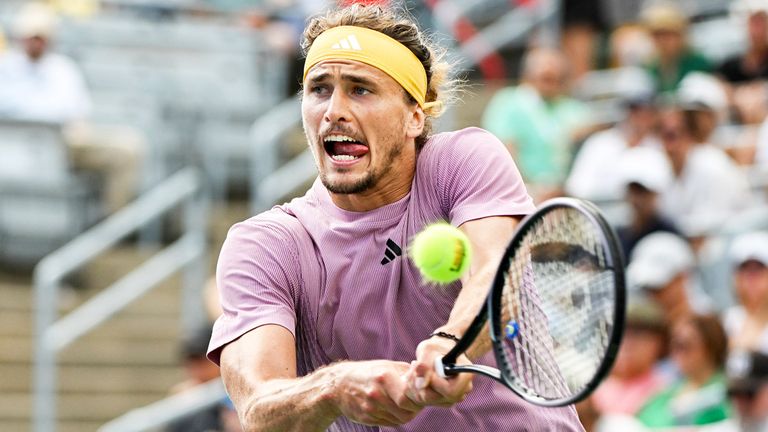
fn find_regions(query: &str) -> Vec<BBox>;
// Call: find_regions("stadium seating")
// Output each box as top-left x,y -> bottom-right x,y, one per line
0,119 -> 101,267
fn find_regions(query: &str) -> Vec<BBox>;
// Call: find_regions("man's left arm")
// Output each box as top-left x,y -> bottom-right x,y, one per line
405,215 -> 520,405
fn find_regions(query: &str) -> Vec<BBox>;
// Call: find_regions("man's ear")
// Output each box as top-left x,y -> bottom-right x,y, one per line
406,105 -> 426,140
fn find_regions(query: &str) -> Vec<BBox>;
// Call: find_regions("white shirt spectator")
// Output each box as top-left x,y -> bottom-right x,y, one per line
723,306 -> 768,353
660,145 -> 752,236
756,116 -> 768,166
0,49 -> 91,123
566,127 -> 663,201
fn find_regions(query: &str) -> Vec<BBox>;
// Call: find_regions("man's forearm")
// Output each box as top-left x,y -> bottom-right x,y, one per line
435,216 -> 519,360
433,263 -> 496,360
235,365 -> 341,432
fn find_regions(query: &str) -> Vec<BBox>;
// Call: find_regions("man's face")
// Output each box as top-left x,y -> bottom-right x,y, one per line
651,29 -> 684,60
626,183 -> 658,218
23,35 -> 48,60
647,273 -> 688,318
659,110 -> 691,158
529,57 -> 565,101
735,260 -> 768,311
301,60 -> 423,204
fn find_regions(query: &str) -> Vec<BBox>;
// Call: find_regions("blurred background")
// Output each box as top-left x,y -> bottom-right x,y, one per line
1,0 -> 768,431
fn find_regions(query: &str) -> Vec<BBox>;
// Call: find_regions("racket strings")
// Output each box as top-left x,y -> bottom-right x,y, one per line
499,208 -> 616,400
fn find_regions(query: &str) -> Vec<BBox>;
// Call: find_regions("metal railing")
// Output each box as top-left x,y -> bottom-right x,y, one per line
33,167 -> 208,432
97,379 -> 227,432
248,94 -> 303,213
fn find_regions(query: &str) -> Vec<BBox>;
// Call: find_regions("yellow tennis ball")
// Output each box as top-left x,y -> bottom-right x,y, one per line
411,223 -> 472,284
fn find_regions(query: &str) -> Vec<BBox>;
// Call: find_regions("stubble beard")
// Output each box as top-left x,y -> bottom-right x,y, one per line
320,141 -> 402,194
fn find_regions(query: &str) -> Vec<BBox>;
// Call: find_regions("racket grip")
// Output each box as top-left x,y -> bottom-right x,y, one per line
434,356 -> 448,379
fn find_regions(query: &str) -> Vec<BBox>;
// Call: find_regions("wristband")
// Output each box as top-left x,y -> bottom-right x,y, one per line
429,331 -> 460,343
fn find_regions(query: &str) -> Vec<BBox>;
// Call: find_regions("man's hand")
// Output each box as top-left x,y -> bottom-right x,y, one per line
404,336 -> 474,407
333,360 -> 424,427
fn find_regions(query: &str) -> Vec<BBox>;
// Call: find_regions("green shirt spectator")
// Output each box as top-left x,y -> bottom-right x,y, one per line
646,50 -> 712,93
640,2 -> 712,93
482,84 -> 588,186
636,372 -> 731,427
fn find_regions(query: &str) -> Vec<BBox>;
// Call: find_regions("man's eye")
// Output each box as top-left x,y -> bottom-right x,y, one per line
311,85 -> 328,95
353,87 -> 370,96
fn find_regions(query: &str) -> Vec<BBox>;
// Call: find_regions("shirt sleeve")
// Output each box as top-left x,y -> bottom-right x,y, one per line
207,213 -> 302,365
434,127 -> 536,226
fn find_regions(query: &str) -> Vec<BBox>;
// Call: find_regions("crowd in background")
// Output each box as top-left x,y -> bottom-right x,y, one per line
2,0 -> 768,431
483,1 -> 768,431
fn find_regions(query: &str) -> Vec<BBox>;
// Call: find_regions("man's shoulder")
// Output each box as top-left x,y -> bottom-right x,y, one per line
229,207 -> 309,248
424,127 -> 503,151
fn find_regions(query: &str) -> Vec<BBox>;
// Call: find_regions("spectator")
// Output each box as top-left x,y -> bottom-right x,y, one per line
0,2 -> 91,122
656,106 -> 752,239
482,47 -> 592,201
0,2 -> 144,213
566,70 -> 661,202
719,0 -> 768,85
640,1 -> 711,93
677,71 -> 764,167
636,313 -> 732,428
591,297 -> 671,416
722,231 -> 768,353
677,72 -> 729,146
560,0 -> 608,81
614,147 -> 680,259
166,323 -> 241,432
608,24 -> 655,69
626,232 -> 713,319
726,349 -> 768,432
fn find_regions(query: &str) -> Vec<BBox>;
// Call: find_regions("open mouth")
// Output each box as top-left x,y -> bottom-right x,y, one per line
323,134 -> 369,162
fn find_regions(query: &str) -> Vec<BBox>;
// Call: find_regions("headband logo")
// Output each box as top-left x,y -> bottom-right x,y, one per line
331,34 -> 362,51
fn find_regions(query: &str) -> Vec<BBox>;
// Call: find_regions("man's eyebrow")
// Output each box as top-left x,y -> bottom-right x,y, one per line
306,71 -> 379,87
306,72 -> 330,84
341,74 -> 378,87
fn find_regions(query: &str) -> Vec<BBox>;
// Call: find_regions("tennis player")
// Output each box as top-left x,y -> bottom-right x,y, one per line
207,4 -> 583,431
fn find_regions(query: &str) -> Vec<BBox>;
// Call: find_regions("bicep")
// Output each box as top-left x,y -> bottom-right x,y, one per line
219,324 -> 297,411
459,216 -> 520,281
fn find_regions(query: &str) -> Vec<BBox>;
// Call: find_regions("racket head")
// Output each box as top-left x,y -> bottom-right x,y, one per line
488,198 -> 626,407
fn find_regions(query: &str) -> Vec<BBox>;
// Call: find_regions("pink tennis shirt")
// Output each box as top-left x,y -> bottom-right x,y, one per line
208,127 -> 583,431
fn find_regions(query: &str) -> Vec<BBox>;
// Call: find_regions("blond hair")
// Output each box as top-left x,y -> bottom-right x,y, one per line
301,4 -> 458,149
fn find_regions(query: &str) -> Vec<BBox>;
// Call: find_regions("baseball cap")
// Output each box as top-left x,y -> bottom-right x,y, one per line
13,2 -> 58,40
640,2 -> 688,33
730,231 -> 768,267
727,350 -> 768,395
677,72 -> 728,114
627,232 -> 695,290
614,67 -> 656,106
617,147 -> 673,194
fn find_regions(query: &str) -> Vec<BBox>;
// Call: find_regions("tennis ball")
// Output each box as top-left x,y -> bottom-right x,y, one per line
411,223 -> 472,284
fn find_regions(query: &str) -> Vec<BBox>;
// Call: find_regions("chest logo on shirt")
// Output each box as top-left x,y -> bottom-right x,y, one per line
380,238 -> 402,265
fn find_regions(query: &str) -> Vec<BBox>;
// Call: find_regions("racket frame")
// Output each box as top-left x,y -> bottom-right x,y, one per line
435,198 -> 626,407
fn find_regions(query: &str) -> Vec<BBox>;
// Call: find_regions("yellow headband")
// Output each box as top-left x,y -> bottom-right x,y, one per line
303,25 -> 434,109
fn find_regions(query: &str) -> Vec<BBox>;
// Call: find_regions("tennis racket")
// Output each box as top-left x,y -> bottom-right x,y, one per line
435,197 -> 626,407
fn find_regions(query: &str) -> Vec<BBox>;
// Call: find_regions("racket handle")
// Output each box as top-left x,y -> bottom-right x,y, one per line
434,356 -> 449,379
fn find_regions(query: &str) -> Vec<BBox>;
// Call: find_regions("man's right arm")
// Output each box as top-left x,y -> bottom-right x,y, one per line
219,324 -> 423,431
